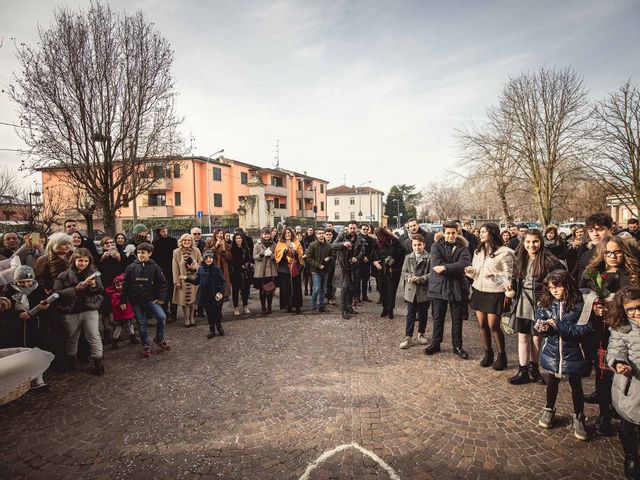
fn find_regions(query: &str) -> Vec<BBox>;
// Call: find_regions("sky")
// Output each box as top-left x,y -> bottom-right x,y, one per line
1,0 -> 639,195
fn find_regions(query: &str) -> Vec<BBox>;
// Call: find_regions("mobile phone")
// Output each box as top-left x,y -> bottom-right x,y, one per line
31,233 -> 41,245
185,257 -> 193,266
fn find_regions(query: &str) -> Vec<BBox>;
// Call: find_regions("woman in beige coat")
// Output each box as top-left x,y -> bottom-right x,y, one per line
172,234 -> 203,327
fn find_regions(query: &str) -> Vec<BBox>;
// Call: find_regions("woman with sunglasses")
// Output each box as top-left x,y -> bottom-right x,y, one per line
581,235 -> 640,436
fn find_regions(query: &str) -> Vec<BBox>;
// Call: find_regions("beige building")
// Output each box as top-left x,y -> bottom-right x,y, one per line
608,195 -> 639,225
326,185 -> 384,225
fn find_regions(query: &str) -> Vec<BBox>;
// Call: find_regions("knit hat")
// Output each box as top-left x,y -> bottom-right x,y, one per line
203,250 -> 214,260
154,223 -> 168,232
133,224 -> 148,235
14,265 -> 35,282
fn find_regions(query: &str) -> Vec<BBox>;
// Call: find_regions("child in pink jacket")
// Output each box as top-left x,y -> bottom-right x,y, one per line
106,274 -> 138,350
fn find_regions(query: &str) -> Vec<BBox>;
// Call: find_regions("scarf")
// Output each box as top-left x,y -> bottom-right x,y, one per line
10,281 -> 39,312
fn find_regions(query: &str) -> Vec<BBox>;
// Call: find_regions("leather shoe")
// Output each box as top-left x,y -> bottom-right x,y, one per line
341,310 -> 351,320
424,343 -> 441,355
453,347 -> 469,359
584,391 -> 598,404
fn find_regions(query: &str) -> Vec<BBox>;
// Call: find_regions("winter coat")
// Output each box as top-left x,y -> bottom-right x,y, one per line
34,253 -> 72,292
212,242 -> 232,297
1,282 -> 48,348
54,268 -> 104,314
427,233 -> 471,302
121,259 -> 167,306
152,234 -> 178,281
185,264 -> 226,307
230,244 -> 253,280
97,253 -> 125,293
331,232 -> 366,289
400,228 -> 435,254
544,238 -> 568,261
401,251 -> 431,303
537,295 -> 594,377
172,247 -> 203,305
467,246 -> 514,293
607,322 -> 640,424
304,240 -> 333,274
105,274 -> 134,321
14,244 -> 45,269
274,240 -> 304,271
374,238 -> 405,279
253,239 -> 277,280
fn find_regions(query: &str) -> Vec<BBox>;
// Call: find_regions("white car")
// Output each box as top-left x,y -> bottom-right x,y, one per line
557,223 -> 583,240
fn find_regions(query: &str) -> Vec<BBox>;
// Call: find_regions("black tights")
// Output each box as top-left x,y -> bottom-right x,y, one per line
259,290 -> 273,311
546,373 -> 584,414
596,367 -> 614,417
476,311 -> 505,353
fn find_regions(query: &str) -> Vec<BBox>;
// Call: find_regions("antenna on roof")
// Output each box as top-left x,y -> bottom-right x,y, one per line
274,139 -> 280,169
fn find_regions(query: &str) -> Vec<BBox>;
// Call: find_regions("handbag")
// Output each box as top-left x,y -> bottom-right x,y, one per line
289,260 -> 300,278
262,280 -> 276,294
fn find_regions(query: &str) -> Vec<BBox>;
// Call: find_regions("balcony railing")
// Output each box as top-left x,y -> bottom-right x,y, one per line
138,205 -> 174,218
295,190 -> 314,200
273,207 -> 288,218
295,209 -> 315,218
149,177 -> 173,191
265,185 -> 288,196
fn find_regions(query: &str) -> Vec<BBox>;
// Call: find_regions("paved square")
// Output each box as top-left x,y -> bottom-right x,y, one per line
0,299 -> 625,479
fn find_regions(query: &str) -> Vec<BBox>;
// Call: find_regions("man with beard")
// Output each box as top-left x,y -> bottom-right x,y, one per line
400,218 -> 434,254
357,224 -> 375,302
332,221 -> 365,319
64,219 -> 99,259
1,231 -> 21,259
152,224 -> 178,323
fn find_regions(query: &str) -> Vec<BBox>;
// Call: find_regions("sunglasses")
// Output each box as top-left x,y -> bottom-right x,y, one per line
192,233 -> 202,236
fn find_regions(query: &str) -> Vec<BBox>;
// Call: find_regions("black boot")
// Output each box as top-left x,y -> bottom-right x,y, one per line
92,358 -> 105,376
111,339 -> 119,350
595,415 -> 615,436
480,349 -> 494,367
342,310 -> 351,320
388,309 -> 394,319
67,355 -> 77,371
529,362 -> 546,384
216,323 -> 225,336
508,365 -> 532,385
207,327 -> 216,339
493,352 -> 508,371
129,334 -> 139,345
621,431 -> 640,480
584,390 -> 598,404
380,308 -> 388,317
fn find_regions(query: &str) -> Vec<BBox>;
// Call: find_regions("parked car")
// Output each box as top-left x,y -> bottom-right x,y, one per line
430,223 -> 443,233
557,222 -> 584,240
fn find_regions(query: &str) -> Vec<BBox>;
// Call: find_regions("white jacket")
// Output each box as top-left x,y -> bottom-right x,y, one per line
467,246 -> 515,293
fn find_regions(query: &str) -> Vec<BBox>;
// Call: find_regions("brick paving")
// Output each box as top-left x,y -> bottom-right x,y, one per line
0,294 -> 626,479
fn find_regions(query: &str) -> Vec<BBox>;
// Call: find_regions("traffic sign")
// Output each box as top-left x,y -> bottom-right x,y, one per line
197,211 -> 203,218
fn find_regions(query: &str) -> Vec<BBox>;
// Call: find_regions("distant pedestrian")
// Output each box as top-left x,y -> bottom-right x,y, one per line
253,228 -> 277,314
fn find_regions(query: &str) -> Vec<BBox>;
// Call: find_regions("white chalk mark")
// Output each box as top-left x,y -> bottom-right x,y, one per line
299,442 -> 401,480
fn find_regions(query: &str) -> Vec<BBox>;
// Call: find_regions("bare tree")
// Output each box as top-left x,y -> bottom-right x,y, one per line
587,80 -> 640,213
6,2 -> 183,234
0,165 -> 20,200
494,67 -> 593,226
425,181 -> 466,222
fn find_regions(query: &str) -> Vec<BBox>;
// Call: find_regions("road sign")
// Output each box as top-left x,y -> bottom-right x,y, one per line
197,211 -> 203,218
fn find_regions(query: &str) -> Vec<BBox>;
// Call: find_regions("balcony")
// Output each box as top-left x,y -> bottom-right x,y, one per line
273,208 -> 288,218
295,190 -> 315,200
265,185 -> 288,196
149,177 -> 173,191
138,205 -> 174,218
295,209 -> 315,218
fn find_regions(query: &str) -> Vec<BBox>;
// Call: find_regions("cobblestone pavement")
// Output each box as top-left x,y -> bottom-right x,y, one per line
0,293 -> 626,480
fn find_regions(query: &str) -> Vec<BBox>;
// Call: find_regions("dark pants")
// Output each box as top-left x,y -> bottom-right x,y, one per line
278,272 -> 302,309
359,264 -> 371,299
431,298 -> 464,348
619,418 -> 639,457
380,271 -> 401,311
326,265 -> 336,301
203,302 -> 222,329
341,283 -> 354,311
405,300 -> 428,337
546,373 -> 584,414
596,368 -> 614,417
231,273 -> 250,308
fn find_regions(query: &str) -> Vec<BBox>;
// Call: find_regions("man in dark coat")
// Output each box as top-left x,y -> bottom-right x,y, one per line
0,231 -> 21,259
332,221 -> 366,319
400,218 -> 435,254
508,224 -> 529,251
357,224 -> 375,302
424,221 -> 471,359
152,224 -> 178,322
572,212 -> 613,283
64,219 -> 99,259
624,218 -> 640,242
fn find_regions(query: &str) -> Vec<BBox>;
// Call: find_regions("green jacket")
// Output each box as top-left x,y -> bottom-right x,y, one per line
304,240 -> 333,274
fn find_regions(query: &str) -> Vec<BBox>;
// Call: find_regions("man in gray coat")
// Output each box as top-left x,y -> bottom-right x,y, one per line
399,234 -> 431,349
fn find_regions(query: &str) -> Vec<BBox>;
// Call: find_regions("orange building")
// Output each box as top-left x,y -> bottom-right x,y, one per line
39,156 -> 328,232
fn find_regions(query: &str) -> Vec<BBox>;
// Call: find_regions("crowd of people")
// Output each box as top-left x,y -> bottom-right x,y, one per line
1,213 -> 640,479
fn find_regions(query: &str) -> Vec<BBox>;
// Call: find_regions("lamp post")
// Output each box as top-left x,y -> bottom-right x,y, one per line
357,180 -> 372,224
206,149 -> 224,233
313,186 -> 317,228
28,190 -> 41,231
393,199 -> 402,229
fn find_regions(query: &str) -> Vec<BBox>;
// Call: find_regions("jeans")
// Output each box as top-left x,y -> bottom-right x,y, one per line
311,271 -> 328,309
62,310 -> 102,359
132,301 -> 167,347
341,284 -> 354,311
431,298 -> 464,348
231,273 -> 250,308
405,300 -> 428,337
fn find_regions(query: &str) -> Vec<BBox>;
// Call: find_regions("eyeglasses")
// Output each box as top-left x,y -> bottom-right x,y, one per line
625,307 -> 640,315
605,250 -> 623,257
192,233 -> 202,236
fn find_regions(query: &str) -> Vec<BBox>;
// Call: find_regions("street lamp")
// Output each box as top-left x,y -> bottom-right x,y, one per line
393,199 -> 402,229
206,149 -> 224,233
357,180 -> 372,224
28,190 -> 41,230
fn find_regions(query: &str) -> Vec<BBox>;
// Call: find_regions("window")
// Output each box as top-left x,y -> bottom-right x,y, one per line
350,197 -> 355,205
320,184 -> 324,193
213,193 -> 222,207
298,199 -> 303,210
173,163 -> 181,178
149,193 -> 166,206
152,165 -> 165,179
271,176 -> 283,187
122,194 -> 129,208
334,212 -> 340,220
334,198 -> 339,205
321,201 -> 324,211
213,167 -> 222,181
175,192 -> 181,206
240,172 -> 248,184
298,180 -> 303,190
350,212 -> 356,220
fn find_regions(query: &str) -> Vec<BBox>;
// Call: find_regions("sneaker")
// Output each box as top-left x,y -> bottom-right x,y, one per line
243,306 -> 250,314
399,336 -> 413,349
234,307 -> 240,316
572,413 -> 589,441
318,306 -> 327,313
154,337 -> 171,351
538,407 -> 555,428
416,334 -> 428,345
141,345 -> 151,358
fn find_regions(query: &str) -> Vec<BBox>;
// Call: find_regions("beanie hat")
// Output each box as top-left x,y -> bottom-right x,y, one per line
203,250 -> 214,260
133,224 -> 148,235
14,265 -> 35,282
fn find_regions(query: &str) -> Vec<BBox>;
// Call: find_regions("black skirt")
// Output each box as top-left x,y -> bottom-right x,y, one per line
469,288 -> 505,315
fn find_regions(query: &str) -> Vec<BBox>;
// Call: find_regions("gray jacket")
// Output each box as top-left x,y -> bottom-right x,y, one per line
401,251 -> 431,303
607,322 -> 640,424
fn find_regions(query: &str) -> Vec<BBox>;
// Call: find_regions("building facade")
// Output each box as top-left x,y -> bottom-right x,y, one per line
608,195 -> 639,226
326,185 -> 384,225
39,156 -> 328,232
